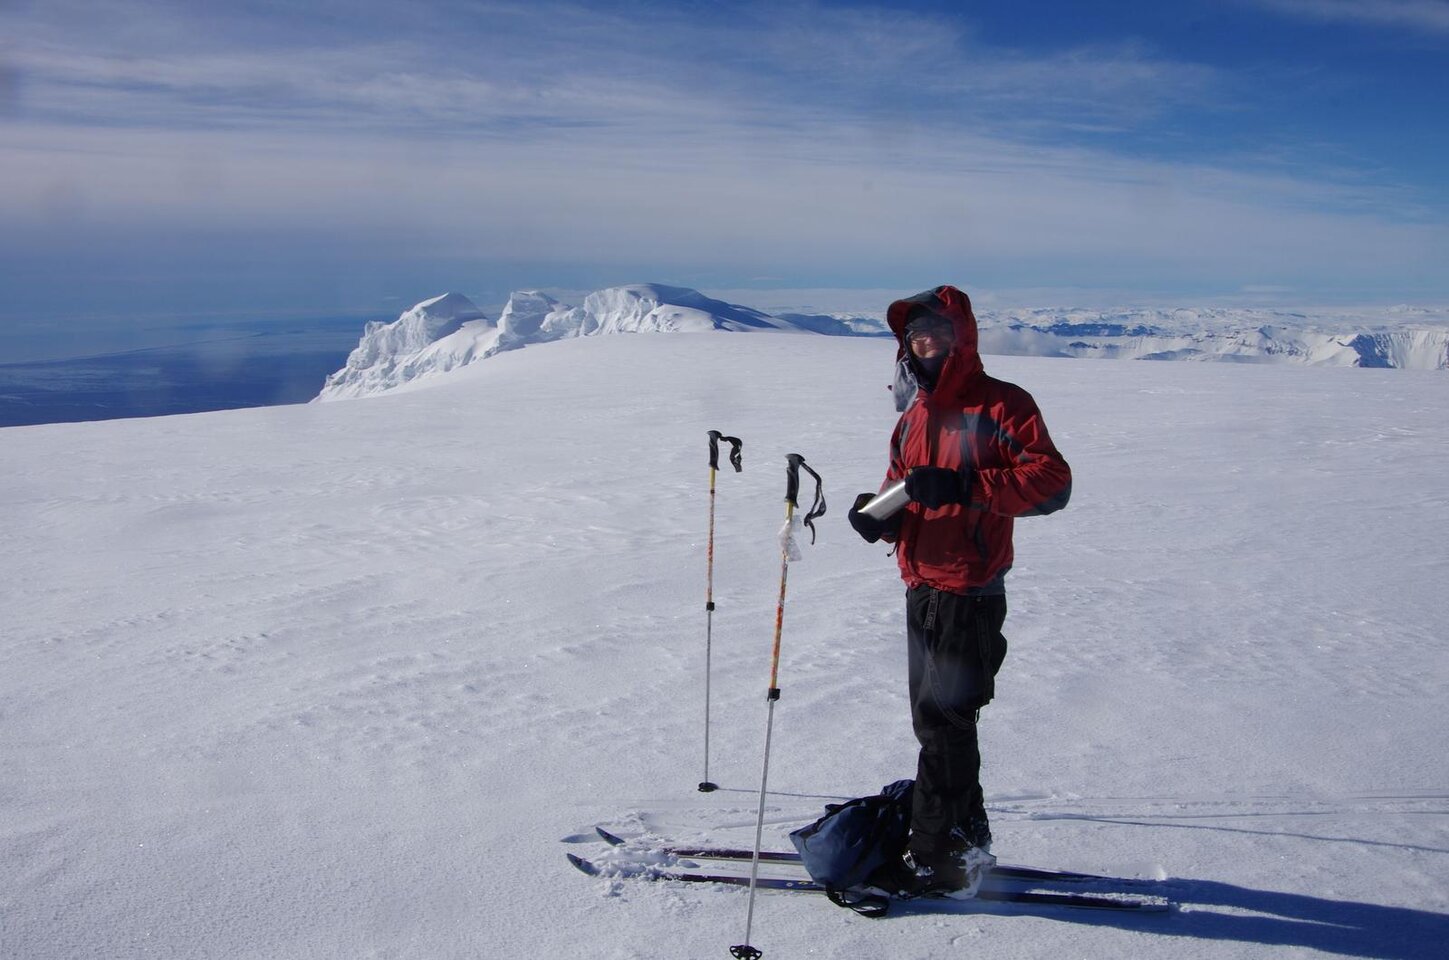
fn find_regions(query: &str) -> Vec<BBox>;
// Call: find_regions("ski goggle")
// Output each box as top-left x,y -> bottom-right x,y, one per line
905,320 -> 954,344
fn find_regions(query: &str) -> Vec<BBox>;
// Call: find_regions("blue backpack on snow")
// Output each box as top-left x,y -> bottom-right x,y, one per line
788,779 -> 914,917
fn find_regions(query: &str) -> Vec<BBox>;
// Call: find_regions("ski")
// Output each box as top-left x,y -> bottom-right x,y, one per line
594,827 -> 1151,886
567,853 -> 1171,913
570,853 -> 818,890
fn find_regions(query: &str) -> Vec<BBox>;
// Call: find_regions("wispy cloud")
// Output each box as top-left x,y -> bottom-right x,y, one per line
4,1 -> 1232,141
0,0 -> 1444,304
6,113 -> 1436,286
1250,0 -> 1449,34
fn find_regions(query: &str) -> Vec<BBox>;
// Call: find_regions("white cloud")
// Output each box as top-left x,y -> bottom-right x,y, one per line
3,1 -> 1234,140
3,113 -> 1441,292
0,0 -> 1444,299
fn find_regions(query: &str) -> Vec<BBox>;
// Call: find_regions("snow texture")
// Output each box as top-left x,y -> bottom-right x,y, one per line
4,331 -> 1448,959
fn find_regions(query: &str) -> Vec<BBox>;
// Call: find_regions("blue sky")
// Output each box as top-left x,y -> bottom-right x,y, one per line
1,0 -> 1446,326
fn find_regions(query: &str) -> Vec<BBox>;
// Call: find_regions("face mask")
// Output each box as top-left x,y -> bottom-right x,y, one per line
914,351 -> 947,387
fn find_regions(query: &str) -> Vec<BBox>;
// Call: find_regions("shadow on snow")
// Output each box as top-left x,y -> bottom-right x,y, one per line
892,878 -> 1449,960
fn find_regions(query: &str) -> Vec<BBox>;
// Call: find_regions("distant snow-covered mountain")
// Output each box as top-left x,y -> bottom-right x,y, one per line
975,306 -> 1449,369
315,284 -> 837,401
316,287 -> 1448,402
316,293 -> 497,401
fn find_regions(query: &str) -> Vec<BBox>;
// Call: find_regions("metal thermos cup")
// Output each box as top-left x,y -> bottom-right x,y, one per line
858,479 -> 909,520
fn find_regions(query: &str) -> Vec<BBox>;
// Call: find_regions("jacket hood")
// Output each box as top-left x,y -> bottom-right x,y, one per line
886,285 -> 984,400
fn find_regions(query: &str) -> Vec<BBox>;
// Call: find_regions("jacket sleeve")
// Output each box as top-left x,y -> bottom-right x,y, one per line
974,390 -> 1071,518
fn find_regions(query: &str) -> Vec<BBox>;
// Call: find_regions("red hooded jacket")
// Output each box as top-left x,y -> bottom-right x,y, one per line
880,285 -> 1071,593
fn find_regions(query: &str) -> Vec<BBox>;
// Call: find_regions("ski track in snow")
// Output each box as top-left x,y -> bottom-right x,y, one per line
2,333 -> 1447,959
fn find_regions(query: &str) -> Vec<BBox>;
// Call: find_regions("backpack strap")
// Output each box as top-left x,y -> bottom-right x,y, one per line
826,887 -> 892,919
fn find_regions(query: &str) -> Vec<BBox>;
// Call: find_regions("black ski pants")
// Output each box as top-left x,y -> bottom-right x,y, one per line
904,586 -> 1008,858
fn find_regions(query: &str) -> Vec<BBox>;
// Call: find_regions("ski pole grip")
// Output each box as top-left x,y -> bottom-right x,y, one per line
784,454 -> 827,544
784,453 -> 803,507
708,430 -> 743,472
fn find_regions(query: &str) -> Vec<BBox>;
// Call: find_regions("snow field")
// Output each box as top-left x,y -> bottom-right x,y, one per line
2,332 -> 1447,959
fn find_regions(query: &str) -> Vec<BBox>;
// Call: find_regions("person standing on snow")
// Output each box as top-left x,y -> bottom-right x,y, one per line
847,284 -> 1072,898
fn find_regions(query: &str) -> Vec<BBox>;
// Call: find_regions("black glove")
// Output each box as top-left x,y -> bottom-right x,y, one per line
904,466 -> 973,509
848,491 -> 898,544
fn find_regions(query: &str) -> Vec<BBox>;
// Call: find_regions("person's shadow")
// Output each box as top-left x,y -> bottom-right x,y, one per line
1167,880 -> 1447,959
897,877 -> 1449,959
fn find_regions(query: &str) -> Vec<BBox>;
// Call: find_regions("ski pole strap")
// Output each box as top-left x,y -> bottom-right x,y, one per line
708,430 -> 744,473
784,454 -> 827,544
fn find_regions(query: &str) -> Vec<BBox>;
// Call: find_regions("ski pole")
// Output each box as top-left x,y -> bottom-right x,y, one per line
731,454 -> 825,960
700,430 -> 743,793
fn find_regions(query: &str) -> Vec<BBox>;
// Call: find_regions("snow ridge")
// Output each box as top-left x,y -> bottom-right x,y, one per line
546,284 -> 789,337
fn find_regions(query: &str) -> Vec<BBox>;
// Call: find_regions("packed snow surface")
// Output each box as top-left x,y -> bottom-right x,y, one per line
316,286 -> 1449,402
4,332 -> 1448,959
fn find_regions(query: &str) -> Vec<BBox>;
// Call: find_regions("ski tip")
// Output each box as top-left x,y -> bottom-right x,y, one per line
595,826 -> 627,846
567,853 -> 603,877
698,781 -> 719,792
